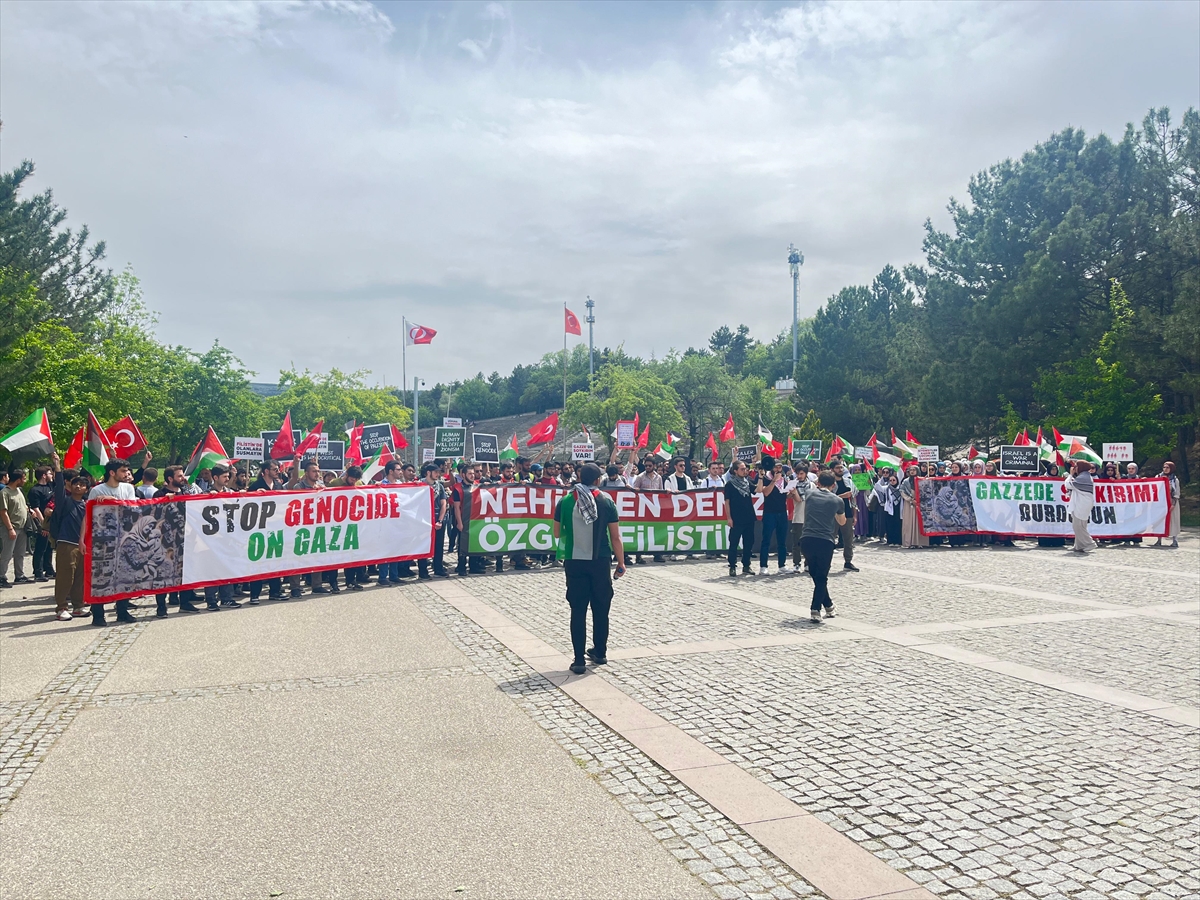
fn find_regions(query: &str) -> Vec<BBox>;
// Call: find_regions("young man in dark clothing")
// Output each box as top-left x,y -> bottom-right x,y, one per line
756,458 -> 789,575
49,451 -> 92,620
28,466 -> 55,582
553,463 -> 626,675
796,472 -> 848,622
153,465 -> 203,614
723,460 -> 757,576
452,464 -> 486,575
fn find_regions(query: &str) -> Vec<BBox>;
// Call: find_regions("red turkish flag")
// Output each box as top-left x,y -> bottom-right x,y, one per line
406,323 -> 436,345
718,413 -> 736,443
390,424 -> 409,450
762,439 -> 784,459
345,422 -> 364,467
564,307 -> 582,335
270,411 -> 296,459
704,432 -> 718,460
104,415 -> 147,457
637,423 -> 650,449
295,420 -> 324,456
63,426 -> 84,469
526,411 -> 559,446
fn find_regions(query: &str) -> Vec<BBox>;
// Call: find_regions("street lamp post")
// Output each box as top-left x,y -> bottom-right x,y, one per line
788,244 -> 804,376
585,295 -> 596,380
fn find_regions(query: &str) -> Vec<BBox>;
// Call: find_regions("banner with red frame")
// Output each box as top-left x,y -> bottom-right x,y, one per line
84,485 -> 435,603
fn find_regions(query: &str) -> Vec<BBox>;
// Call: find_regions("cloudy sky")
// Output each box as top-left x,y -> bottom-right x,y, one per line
2,1 -> 1197,388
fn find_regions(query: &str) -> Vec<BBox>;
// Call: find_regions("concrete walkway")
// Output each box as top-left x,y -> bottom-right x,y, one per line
0,583 -> 712,899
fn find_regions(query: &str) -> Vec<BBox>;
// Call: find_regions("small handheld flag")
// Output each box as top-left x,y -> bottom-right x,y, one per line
1,408 -> 54,459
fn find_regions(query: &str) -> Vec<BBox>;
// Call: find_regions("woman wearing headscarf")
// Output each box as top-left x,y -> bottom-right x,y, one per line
1120,462 -> 1143,546
851,465 -> 871,540
872,472 -> 903,545
1154,461 -> 1180,548
899,465 -> 928,548
1095,461 -> 1121,546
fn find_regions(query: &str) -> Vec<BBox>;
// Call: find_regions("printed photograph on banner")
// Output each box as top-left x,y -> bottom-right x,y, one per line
88,502 -> 186,597
917,477 -> 977,533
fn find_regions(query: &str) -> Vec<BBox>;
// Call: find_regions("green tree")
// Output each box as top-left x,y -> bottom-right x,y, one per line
563,365 -> 684,452
653,352 -> 734,455
0,160 -> 115,328
264,369 -> 411,440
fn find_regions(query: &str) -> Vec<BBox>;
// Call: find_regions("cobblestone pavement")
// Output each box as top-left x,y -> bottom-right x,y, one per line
447,534 -> 1200,900
1,532 -> 1195,899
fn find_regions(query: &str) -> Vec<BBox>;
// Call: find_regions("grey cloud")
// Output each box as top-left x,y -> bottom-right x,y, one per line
1,0 -> 1196,389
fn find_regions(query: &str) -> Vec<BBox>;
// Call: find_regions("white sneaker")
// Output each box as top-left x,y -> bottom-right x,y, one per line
791,564 -> 802,574
56,610 -> 72,621
823,605 -> 836,619
810,612 -> 822,623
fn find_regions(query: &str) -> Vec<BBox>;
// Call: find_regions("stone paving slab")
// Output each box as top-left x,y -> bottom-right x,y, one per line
94,589 -> 464,694
0,676 -> 712,900
597,641 -> 1200,900
0,587 -> 97,702
936,617 -> 1200,709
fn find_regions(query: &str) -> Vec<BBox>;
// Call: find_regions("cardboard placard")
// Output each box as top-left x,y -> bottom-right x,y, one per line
233,437 -> 265,461
443,417 -> 463,428
434,427 -> 467,457
1102,442 -> 1134,462
790,440 -> 821,461
916,445 -> 940,463
999,445 -> 1039,473
614,420 -> 637,450
571,442 -> 595,461
854,446 -> 872,460
422,448 -> 435,463
472,433 -> 500,464
359,423 -> 395,456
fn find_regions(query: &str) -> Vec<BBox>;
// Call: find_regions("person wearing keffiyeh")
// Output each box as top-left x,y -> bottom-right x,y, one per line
553,463 -> 627,675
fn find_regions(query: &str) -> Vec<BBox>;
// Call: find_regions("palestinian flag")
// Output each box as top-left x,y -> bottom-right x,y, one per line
873,451 -> 902,471
361,444 -> 395,482
82,410 -> 115,479
499,434 -> 519,461
63,426 -> 85,470
1067,437 -> 1102,465
1034,427 -> 1058,464
891,428 -> 916,460
184,427 -> 230,483
1,408 -> 54,459
836,435 -> 856,463
655,432 -> 683,460
757,422 -> 773,448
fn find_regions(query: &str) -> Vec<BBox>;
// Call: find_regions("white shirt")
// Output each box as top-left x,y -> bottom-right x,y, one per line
700,476 -> 725,489
89,482 -> 136,501
664,472 -> 695,492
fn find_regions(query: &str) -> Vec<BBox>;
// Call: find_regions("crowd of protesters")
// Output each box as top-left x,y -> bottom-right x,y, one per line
0,440 -> 1184,627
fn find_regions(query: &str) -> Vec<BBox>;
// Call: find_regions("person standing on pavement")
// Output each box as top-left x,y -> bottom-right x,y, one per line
1154,461 -> 1180,548
553,463 -> 626,675
201,464 -> 242,609
796,471 -> 847,623
723,459 -> 756,576
87,459 -> 138,625
153,465 -> 204,615
47,451 -> 91,621
1,468 -> 31,589
287,456 -> 327,597
830,460 -> 859,572
756,458 -> 788,575
1064,460 -> 1097,553
28,465 -> 55,583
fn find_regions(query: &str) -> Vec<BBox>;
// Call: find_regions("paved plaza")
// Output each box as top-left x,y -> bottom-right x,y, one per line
1,534 -> 1197,899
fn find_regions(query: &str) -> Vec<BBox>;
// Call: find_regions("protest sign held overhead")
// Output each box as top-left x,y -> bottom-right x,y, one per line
472,433 -> 499,463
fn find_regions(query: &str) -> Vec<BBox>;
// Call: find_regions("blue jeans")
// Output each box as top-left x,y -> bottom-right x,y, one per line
760,513 -> 788,568
379,561 -> 401,583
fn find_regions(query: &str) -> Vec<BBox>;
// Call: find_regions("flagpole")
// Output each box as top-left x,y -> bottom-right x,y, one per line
562,303 -> 568,459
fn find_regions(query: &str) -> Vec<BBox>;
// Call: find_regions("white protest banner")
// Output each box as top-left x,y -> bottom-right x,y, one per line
915,476 -> 1170,539
916,445 -> 939,463
233,437 -> 265,460
422,448 -> 435,463
854,446 -> 872,460
443,417 -> 463,428
614,420 -> 636,450
571,442 -> 595,461
84,485 -> 435,603
1103,443 -> 1134,462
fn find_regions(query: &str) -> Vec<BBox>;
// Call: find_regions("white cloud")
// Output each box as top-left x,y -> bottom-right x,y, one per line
0,0 -> 1196,388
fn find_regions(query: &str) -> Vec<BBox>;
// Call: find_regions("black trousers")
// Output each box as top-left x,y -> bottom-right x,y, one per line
564,560 -> 613,663
33,533 -> 54,577
727,519 -> 754,569
432,525 -> 446,574
800,536 -> 835,612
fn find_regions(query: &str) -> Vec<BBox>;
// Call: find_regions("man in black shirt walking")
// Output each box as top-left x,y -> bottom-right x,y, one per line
796,472 -> 848,623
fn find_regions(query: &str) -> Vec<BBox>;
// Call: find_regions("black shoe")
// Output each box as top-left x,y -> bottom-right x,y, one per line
569,661 -> 586,675
125,600 -> 141,609
290,589 -> 304,599
116,612 -> 137,623
45,570 -> 55,578
206,604 -> 221,611
268,592 -> 285,601
433,570 -> 450,578
155,609 -> 168,619
349,583 -> 364,591
586,648 -> 607,666
248,597 -> 261,605
729,566 -> 737,577
221,600 -> 242,608
0,579 -> 11,589
312,585 -> 332,594
92,616 -> 106,627
14,576 -> 33,584
35,575 -> 48,583
742,565 -> 753,575
179,602 -> 201,612
328,585 -> 341,594
844,562 -> 859,572
418,573 -> 432,581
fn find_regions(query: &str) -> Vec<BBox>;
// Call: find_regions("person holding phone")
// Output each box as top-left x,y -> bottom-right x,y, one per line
553,463 -> 627,675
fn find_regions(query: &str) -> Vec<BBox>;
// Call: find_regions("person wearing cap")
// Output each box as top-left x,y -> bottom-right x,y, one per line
1065,460 -> 1097,553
